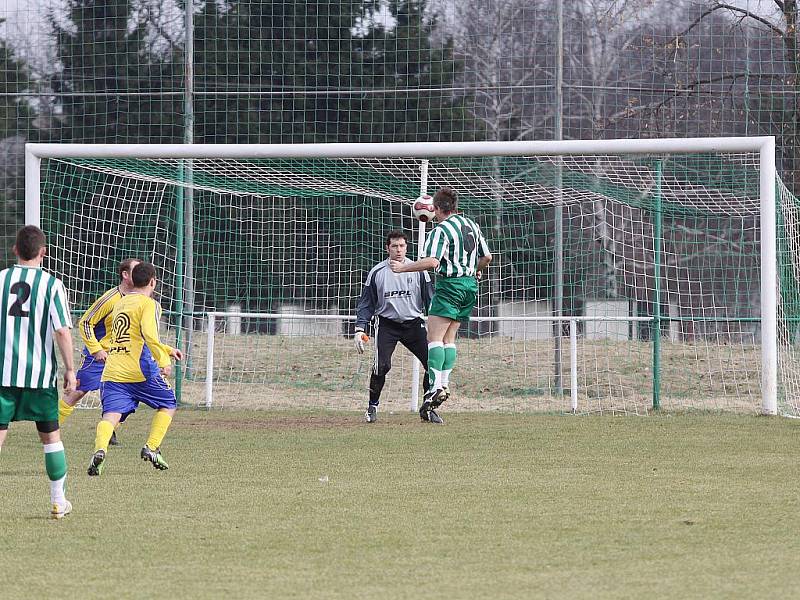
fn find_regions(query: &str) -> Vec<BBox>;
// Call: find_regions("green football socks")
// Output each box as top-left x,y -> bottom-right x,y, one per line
442,343 -> 457,387
428,342 -> 445,390
44,441 -> 67,481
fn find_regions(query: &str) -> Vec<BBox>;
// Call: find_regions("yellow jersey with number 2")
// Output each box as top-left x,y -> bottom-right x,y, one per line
101,293 -> 174,383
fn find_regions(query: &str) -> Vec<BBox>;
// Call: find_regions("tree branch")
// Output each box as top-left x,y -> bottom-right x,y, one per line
603,72 -> 788,126
675,2 -> 785,40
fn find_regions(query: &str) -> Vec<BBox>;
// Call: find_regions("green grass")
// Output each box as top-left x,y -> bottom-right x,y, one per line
2,410 -> 800,599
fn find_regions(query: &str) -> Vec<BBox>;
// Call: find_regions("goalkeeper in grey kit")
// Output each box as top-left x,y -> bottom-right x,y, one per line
354,230 -> 434,422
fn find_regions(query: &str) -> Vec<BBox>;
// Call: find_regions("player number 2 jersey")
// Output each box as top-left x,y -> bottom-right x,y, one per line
101,293 -> 175,383
0,265 -> 72,388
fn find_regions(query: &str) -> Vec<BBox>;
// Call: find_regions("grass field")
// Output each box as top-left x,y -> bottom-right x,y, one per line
2,409 -> 800,599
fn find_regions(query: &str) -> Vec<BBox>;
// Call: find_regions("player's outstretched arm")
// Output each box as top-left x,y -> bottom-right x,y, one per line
141,303 -> 175,368
159,350 -> 183,377
390,257 -> 439,273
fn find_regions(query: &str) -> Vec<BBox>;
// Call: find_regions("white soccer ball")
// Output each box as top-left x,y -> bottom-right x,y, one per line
412,195 -> 435,222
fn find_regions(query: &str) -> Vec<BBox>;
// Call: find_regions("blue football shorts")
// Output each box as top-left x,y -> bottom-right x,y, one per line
100,375 -> 177,418
76,353 -> 104,392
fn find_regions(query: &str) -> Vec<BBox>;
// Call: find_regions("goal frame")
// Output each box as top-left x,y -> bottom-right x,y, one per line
24,137 -> 779,414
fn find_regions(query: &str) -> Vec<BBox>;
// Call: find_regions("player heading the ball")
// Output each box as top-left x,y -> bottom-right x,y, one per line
390,187 -> 492,424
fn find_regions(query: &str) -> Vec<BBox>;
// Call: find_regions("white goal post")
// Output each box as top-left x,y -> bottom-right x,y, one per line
24,137 -> 780,415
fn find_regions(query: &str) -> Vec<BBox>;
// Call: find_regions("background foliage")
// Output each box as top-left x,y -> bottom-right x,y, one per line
1,0 -> 796,304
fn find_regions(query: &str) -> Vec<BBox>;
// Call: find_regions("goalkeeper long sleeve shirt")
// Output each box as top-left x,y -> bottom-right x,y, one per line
355,258 -> 433,331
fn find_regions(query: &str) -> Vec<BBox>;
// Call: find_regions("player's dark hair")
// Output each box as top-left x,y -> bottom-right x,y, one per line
433,187 -> 458,214
14,225 -> 46,260
131,262 -> 157,288
386,230 -> 408,246
118,257 -> 142,277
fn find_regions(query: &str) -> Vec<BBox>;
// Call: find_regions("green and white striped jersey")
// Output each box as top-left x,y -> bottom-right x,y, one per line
0,265 -> 72,388
421,214 -> 491,277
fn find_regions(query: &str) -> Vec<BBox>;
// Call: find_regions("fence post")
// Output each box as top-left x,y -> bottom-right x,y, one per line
205,313 -> 215,408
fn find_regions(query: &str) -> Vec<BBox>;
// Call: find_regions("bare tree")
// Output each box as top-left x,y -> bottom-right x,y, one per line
563,0 -> 660,139
662,1 -> 800,192
443,0 -> 560,328
560,1 -> 657,298
451,0 -> 555,142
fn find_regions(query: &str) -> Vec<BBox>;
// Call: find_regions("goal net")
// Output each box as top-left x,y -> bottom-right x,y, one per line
25,139 -> 795,416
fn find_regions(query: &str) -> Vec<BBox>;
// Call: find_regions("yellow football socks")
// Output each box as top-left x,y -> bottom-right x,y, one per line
146,411 -> 173,450
58,398 -> 75,425
94,420 -> 115,453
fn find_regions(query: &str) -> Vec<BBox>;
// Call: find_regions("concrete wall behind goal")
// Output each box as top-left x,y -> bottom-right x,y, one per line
496,301 -> 552,340
277,305 -> 342,336
585,299 -> 630,340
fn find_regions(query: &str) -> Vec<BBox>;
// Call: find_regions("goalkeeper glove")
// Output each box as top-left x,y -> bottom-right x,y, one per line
354,327 -> 369,354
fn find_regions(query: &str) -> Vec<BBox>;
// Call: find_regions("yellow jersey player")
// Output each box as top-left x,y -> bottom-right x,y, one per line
58,258 -> 141,446
87,262 -> 182,476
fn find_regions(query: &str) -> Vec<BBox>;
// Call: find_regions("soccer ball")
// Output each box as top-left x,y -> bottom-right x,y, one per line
412,195 -> 435,222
